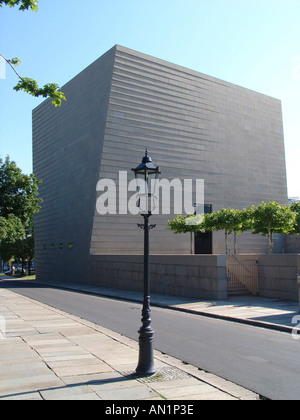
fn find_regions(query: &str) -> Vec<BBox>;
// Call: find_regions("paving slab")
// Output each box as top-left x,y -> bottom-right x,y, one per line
40,385 -> 101,401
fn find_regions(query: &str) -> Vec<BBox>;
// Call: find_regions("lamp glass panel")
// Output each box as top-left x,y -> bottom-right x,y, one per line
147,171 -> 159,196
135,172 -> 147,195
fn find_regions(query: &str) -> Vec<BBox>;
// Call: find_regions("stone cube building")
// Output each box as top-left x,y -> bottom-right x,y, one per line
33,45 -> 288,285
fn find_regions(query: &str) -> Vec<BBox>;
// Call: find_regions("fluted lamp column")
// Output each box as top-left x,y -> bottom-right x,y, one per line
131,149 -> 161,376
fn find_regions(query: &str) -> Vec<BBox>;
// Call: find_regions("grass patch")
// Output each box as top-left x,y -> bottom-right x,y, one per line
2,274 -> 36,280
23,274 -> 36,280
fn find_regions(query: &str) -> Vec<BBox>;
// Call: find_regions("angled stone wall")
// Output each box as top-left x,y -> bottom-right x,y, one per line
33,47 -> 116,283
90,45 -> 288,257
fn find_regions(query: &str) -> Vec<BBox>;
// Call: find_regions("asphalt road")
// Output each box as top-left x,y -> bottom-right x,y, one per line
1,280 -> 300,400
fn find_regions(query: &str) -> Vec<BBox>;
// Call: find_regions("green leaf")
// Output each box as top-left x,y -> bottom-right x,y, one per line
0,0 -> 39,12
252,201 -> 295,236
0,214 -> 25,242
8,57 -> 21,67
290,202 -> 300,234
13,78 -> 66,106
167,214 -> 205,234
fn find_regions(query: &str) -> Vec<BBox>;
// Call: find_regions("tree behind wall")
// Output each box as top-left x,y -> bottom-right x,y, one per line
252,201 -> 295,254
168,209 -> 252,254
203,208 -> 252,254
167,203 -> 296,255
290,202 -> 300,234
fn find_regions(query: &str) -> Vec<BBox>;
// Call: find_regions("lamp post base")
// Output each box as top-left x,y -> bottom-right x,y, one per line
136,332 -> 156,376
136,296 -> 156,376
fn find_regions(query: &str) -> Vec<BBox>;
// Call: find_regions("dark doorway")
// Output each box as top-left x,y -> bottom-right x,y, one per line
194,204 -> 212,254
195,231 -> 212,254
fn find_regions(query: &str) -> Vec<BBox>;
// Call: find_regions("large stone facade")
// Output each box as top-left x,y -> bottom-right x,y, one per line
33,45 -> 288,284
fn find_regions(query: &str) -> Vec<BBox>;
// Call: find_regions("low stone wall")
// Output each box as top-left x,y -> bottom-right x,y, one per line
90,254 -> 228,300
37,251 -> 300,302
258,254 -> 300,301
236,254 -> 300,301
286,235 -> 300,254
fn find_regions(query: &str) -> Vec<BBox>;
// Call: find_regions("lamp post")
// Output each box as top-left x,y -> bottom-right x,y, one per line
132,149 -> 161,376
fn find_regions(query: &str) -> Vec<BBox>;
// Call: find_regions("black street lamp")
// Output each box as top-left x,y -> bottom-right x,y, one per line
132,149 -> 161,376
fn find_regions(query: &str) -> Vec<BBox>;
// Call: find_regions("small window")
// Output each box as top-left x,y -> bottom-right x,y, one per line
43,244 -> 47,250
68,242 -> 73,249
50,244 -> 55,250
59,243 -> 63,250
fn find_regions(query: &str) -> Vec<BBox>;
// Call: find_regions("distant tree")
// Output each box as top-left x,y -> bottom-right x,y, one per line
0,223 -> 35,275
11,220 -> 35,275
0,214 -> 25,242
0,157 -> 42,270
0,156 -> 42,222
0,0 -> 66,106
252,201 -> 295,254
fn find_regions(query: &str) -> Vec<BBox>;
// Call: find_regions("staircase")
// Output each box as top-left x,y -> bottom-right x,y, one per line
227,254 -> 258,297
227,274 -> 252,297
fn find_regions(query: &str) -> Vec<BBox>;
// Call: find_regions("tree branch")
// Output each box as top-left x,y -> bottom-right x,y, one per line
0,54 -> 25,81
0,0 -> 39,12
0,53 -> 66,106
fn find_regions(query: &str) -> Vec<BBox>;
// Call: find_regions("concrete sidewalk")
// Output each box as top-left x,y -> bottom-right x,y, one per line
0,285 -> 259,400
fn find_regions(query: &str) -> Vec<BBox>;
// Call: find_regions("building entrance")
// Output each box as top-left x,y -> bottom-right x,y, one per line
194,204 -> 212,255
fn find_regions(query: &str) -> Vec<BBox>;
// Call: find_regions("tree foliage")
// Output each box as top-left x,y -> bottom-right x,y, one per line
167,201 -> 297,255
291,202 -> 300,234
13,77 -> 66,107
0,156 -> 42,222
0,214 -> 25,242
167,214 -> 205,234
168,208 -> 253,253
0,0 -> 66,106
1,54 -> 66,107
204,208 -> 252,252
0,0 -> 38,11
252,201 -> 295,253
0,156 -> 42,265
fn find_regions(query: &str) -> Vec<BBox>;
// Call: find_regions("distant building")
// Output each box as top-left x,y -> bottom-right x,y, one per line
33,45 -> 288,284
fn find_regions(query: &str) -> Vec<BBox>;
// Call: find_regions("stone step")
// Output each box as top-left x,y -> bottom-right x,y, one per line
228,280 -> 252,297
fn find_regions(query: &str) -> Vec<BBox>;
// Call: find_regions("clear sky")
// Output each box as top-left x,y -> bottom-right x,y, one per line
0,0 -> 299,198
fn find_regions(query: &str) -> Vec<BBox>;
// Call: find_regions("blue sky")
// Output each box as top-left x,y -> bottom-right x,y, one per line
0,0 -> 299,198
